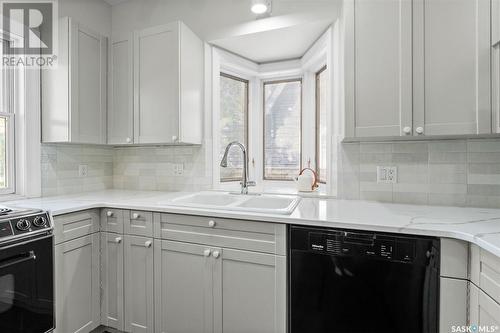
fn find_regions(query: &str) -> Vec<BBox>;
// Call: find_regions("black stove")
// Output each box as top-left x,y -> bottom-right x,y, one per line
0,206 -> 54,333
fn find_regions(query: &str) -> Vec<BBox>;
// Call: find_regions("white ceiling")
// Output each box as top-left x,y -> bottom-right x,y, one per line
210,19 -> 331,63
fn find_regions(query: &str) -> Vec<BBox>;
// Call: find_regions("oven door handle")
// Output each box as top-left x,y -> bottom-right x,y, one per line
0,251 -> 36,269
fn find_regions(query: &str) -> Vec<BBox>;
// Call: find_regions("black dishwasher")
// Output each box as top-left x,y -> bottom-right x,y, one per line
289,226 -> 440,333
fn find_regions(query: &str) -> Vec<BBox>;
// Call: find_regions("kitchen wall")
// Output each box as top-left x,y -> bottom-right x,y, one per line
39,0 -> 113,197
113,146 -> 212,192
41,145 -> 114,196
338,138 -> 500,208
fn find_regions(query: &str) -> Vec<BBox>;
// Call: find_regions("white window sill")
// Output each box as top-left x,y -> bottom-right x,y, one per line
215,181 -> 336,198
0,193 -> 28,202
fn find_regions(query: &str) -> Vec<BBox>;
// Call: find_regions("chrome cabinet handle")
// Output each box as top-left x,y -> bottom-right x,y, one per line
132,213 -> 140,219
403,126 -> 412,134
212,250 -> 220,259
208,220 -> 216,228
144,240 -> 152,248
203,249 -> 211,257
107,211 -> 114,217
172,135 -> 178,142
115,237 -> 122,244
415,127 -> 424,135
126,137 -> 132,143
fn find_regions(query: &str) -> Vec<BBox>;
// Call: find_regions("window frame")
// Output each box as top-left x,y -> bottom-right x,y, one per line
0,39 -> 16,195
219,71 -> 250,183
315,65 -> 327,184
262,77 -> 303,181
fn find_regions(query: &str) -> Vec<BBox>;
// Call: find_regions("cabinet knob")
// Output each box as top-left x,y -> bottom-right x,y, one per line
172,135 -> 178,143
403,126 -> 412,134
115,237 -> 122,244
126,137 -> 132,143
415,127 -> 424,135
132,213 -> 140,219
212,250 -> 220,259
106,211 -> 114,217
203,249 -> 211,257
208,220 -> 216,228
144,240 -> 152,248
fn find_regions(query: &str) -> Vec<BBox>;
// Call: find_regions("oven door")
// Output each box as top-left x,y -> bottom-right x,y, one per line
0,235 -> 54,333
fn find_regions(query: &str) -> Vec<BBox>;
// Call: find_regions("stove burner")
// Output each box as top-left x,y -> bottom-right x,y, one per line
0,208 -> 13,216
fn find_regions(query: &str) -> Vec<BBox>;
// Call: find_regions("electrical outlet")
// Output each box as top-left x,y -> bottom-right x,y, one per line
78,164 -> 88,177
173,163 -> 184,175
377,166 -> 397,183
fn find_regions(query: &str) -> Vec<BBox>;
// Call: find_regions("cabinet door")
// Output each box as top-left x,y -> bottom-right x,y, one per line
493,42 -> 500,133
213,248 -> 286,333
101,232 -> 125,330
439,278 -> 467,332
54,233 -> 100,333
109,33 -> 134,144
413,0 -> 491,136
124,235 -> 154,333
70,22 -> 107,144
469,283 -> 500,327
344,0 -> 412,137
154,240 -> 213,333
134,23 -> 180,144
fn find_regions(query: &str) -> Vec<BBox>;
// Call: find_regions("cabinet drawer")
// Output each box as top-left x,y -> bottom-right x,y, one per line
53,209 -> 100,244
154,213 -> 286,255
470,244 -> 500,305
125,210 -> 153,237
101,208 -> 127,234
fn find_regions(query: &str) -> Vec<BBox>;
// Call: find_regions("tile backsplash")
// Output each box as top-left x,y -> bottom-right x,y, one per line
113,145 -> 212,192
42,137 -> 500,209
338,138 -> 500,208
41,144 -> 114,196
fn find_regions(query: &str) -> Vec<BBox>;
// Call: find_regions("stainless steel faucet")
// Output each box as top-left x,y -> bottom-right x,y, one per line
220,141 -> 256,194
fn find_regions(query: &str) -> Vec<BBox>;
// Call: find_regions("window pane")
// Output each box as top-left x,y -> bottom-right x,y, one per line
316,68 -> 327,183
264,80 -> 301,180
0,117 -> 7,189
219,73 -> 248,181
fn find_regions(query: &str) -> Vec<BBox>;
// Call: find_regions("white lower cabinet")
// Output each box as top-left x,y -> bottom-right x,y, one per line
439,278 -> 468,332
154,240 -> 213,333
469,283 -> 500,327
154,240 -> 286,333
215,248 -> 286,333
101,232 -> 125,331
54,233 -> 100,333
124,235 -> 155,333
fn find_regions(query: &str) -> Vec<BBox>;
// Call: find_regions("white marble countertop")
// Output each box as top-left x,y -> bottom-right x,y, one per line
5,190 -> 500,257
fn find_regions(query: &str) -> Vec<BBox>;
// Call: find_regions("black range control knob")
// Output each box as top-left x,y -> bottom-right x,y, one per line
16,219 -> 31,231
33,216 -> 47,227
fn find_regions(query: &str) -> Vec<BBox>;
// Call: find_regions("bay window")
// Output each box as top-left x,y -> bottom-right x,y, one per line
263,79 -> 302,181
219,72 -> 249,182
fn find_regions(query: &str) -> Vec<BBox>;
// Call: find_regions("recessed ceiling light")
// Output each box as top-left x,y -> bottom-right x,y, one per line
251,0 -> 269,14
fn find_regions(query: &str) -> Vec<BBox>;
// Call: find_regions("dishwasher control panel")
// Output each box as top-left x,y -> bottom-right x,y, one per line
308,231 -> 416,263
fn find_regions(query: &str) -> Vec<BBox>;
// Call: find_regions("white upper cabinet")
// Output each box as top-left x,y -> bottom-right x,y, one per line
493,0 -> 500,45
108,21 -> 203,145
344,0 -> 412,138
119,21 -> 203,145
344,0 -> 492,139
493,0 -> 500,133
42,17 -> 107,144
413,0 -> 491,136
108,34 -> 134,145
